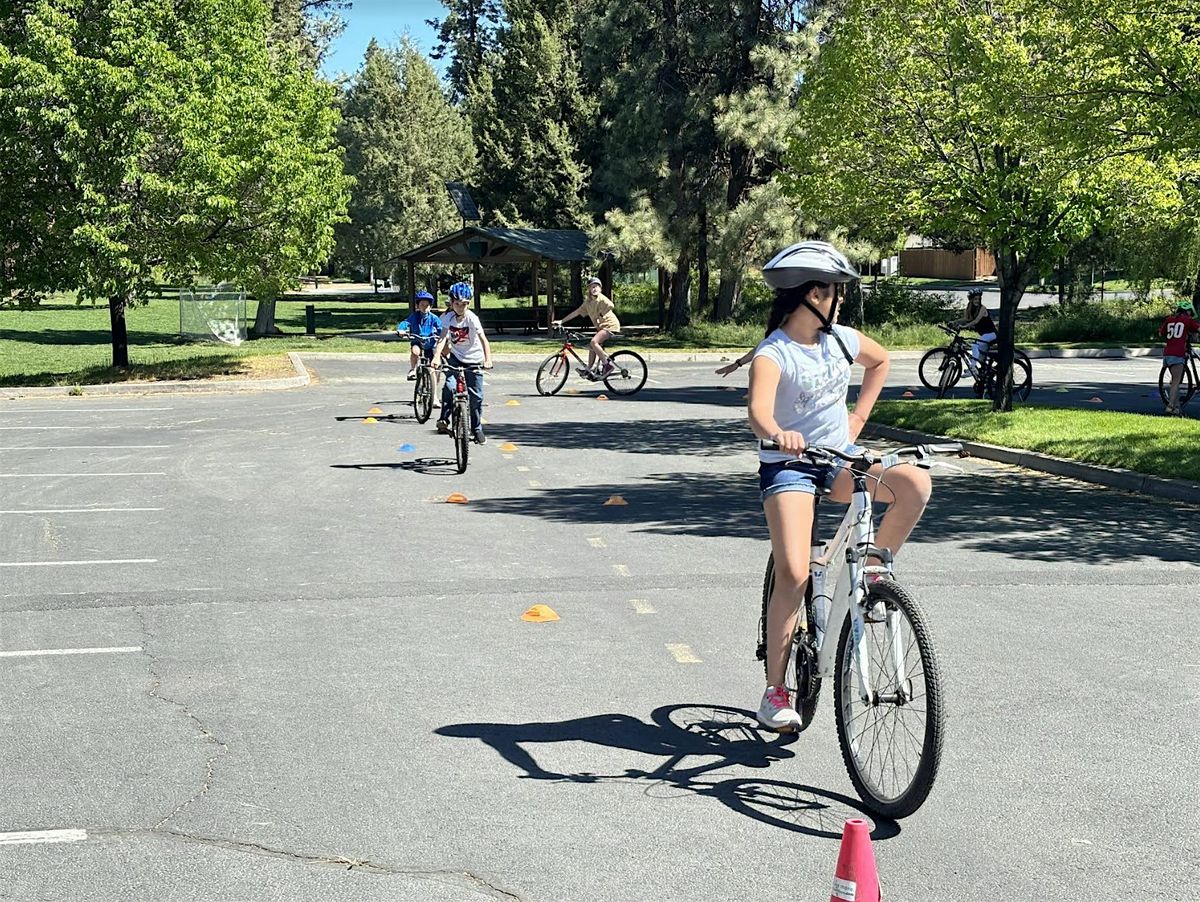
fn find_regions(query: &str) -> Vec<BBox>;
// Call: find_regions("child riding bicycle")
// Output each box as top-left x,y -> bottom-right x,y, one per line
1161,299 -> 1200,416
552,277 -> 620,378
432,281 -> 492,444
397,290 -> 443,380
748,240 -> 931,731
953,287 -> 997,376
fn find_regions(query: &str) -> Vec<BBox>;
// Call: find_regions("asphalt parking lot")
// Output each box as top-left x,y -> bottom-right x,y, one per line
0,356 -> 1196,901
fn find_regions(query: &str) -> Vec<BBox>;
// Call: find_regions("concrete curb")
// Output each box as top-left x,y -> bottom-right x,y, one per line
0,352 -> 311,400
863,422 -> 1200,505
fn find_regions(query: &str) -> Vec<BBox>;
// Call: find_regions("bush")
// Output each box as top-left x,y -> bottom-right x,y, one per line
862,279 -> 955,326
1019,296 -> 1171,344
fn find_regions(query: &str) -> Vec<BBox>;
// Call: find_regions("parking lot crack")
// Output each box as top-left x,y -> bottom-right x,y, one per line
88,827 -> 526,899
135,608 -> 230,830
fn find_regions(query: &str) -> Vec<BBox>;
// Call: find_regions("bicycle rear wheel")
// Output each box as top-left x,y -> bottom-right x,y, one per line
1012,351 -> 1033,402
833,580 -> 944,819
603,350 -> 648,395
936,355 -> 961,399
759,555 -> 821,732
1160,362 -> 1196,407
453,402 -> 469,473
536,353 -> 570,396
414,368 -> 434,424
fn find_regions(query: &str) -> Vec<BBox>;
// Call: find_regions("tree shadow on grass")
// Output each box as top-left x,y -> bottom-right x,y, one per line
466,467 -> 1198,564
0,349 -> 263,387
436,703 -> 899,841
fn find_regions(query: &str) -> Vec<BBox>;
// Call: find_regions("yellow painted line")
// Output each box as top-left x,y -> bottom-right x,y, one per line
665,644 -> 701,664
587,537 -> 607,549
528,480 -> 542,487
631,599 -> 656,614
516,466 -> 530,472
612,564 -> 630,577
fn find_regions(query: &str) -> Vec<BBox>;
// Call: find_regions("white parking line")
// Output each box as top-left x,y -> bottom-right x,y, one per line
0,445 -> 171,451
0,646 -> 142,659
0,472 -> 166,478
0,408 -> 173,414
0,508 -> 164,515
631,599 -> 657,614
587,537 -> 607,548
0,426 -> 112,431
0,829 -> 88,846
0,559 -> 157,568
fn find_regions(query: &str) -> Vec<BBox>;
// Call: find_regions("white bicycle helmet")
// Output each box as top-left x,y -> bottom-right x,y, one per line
761,241 -> 859,289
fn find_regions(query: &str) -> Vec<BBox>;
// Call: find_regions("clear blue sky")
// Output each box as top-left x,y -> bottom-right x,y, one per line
322,0 -> 446,80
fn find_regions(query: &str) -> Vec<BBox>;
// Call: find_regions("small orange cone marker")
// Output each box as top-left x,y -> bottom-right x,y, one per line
363,417 -> 378,424
1087,396 -> 1103,403
368,407 -> 383,414
902,391 -> 915,398
499,442 -> 518,452
603,495 -> 628,506
829,819 -> 881,902
521,604 -> 560,622
596,394 -> 609,401
446,492 -> 469,504
565,388 -> 580,395
506,399 -> 521,407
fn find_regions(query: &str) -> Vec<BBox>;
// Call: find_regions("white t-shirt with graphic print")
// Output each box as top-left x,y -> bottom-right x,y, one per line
753,325 -> 861,464
439,310 -> 486,365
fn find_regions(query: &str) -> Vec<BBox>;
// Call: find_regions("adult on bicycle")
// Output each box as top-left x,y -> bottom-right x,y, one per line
432,281 -> 492,444
749,240 -> 932,731
397,290 -> 443,380
553,276 -> 620,378
954,287 -> 997,376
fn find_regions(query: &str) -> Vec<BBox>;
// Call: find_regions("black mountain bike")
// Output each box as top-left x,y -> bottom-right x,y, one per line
1158,340 -> 1198,411
919,324 -> 1032,401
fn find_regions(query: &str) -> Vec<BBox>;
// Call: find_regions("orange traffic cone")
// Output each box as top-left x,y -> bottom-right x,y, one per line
901,390 -> 915,398
829,819 -> 881,902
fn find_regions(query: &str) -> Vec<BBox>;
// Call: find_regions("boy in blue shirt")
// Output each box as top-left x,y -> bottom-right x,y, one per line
397,290 -> 443,380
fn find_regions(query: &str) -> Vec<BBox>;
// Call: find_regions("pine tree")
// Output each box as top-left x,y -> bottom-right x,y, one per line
336,39 -> 475,281
468,0 -> 593,228
429,0 -> 503,102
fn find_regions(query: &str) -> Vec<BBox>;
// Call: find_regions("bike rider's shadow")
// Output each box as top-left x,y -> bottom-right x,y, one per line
435,703 -> 899,840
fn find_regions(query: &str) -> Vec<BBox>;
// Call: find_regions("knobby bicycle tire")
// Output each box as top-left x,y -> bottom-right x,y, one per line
936,355 -> 961,399
832,579 -> 944,819
919,348 -> 958,392
454,401 -> 469,473
759,555 -> 821,732
414,368 -> 434,424
536,353 -> 570,396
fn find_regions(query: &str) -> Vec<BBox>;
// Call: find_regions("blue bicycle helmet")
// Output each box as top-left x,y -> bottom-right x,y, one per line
449,281 -> 473,302
415,290 -> 434,303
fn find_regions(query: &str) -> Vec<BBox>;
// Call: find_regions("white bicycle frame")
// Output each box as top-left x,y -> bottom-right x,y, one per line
807,454 -> 917,703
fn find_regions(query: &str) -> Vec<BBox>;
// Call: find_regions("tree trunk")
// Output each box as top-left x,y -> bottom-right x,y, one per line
715,272 -> 742,321
108,292 -> 130,369
253,296 -> 281,336
657,268 -> 667,328
993,249 -> 1030,413
698,204 -> 710,317
668,252 -> 692,332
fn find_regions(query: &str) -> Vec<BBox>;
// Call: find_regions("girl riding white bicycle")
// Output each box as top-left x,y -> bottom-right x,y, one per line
748,241 -> 932,731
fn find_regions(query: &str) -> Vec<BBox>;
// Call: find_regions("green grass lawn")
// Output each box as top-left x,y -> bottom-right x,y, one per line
869,400 -> 1200,484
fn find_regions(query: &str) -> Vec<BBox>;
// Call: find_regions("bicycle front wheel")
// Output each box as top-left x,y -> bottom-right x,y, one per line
536,353 -> 570,396
453,403 -> 469,473
760,555 -> 821,732
918,348 -> 957,391
833,580 -> 944,819
936,355 -> 961,399
603,350 -> 648,395
414,368 -> 434,424
1012,351 -> 1033,402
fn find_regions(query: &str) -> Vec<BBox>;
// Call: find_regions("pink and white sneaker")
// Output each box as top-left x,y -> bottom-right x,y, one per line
756,685 -> 802,732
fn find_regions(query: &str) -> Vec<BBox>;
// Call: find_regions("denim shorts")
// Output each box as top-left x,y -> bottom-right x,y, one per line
759,443 -> 862,500
1163,355 -> 1187,367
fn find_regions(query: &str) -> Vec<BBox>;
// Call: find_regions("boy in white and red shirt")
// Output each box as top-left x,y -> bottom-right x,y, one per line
1160,300 -> 1199,415
432,282 -> 493,443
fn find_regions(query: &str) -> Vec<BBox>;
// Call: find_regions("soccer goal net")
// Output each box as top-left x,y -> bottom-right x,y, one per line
179,285 -> 248,346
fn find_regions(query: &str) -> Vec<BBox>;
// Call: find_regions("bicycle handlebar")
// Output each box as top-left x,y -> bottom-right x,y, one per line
759,441 -> 964,467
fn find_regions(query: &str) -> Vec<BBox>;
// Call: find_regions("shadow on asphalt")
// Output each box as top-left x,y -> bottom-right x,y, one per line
464,445 -> 1195,563
330,458 -> 459,475
436,703 -> 900,840
494,417 -> 749,457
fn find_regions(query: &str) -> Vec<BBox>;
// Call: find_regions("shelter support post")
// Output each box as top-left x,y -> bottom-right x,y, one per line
473,262 -> 482,312
547,262 -> 556,329
407,260 -> 416,310
531,260 -> 539,309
